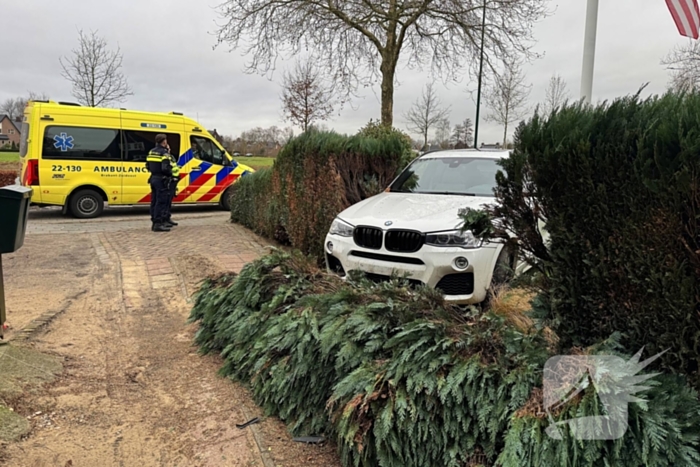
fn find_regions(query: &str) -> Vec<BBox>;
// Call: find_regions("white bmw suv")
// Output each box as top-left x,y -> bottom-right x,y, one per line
324,148 -> 514,304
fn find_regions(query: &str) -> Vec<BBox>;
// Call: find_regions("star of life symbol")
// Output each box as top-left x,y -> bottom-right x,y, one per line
53,132 -> 74,152
543,347 -> 667,440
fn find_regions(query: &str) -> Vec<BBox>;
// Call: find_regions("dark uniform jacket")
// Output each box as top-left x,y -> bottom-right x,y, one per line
146,146 -> 173,178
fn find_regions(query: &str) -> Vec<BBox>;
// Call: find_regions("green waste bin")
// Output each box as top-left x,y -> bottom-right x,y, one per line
0,184 -> 32,339
0,185 -> 32,254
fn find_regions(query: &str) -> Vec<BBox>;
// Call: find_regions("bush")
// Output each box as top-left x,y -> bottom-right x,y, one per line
230,127 -> 411,262
190,251 -> 700,467
499,373 -> 700,467
229,169 -> 288,243
0,171 -> 18,187
468,92 -> 700,387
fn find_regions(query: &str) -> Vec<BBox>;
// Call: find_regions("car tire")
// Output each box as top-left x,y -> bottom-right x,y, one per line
220,186 -> 235,211
491,247 -> 515,287
69,189 -> 104,219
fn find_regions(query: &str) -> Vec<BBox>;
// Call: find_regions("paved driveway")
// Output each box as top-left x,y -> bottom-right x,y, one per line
0,206 -> 339,467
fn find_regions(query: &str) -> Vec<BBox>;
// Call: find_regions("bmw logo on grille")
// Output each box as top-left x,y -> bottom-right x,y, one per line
384,221 -> 393,226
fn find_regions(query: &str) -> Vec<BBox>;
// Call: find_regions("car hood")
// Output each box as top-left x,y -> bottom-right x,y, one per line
337,192 -> 496,232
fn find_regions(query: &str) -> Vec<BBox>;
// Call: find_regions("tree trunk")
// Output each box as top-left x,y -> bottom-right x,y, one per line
380,55 -> 397,127
503,125 -> 507,147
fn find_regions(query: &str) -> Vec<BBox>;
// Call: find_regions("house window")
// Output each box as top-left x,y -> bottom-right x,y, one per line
9,129 -> 14,135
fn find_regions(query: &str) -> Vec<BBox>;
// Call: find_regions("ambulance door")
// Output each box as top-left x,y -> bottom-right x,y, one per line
183,135 -> 237,204
121,130 -> 182,205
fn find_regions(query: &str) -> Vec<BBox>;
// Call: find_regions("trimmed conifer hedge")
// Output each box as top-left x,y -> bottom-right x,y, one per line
465,92 -> 700,388
190,251 -> 700,467
229,125 -> 413,262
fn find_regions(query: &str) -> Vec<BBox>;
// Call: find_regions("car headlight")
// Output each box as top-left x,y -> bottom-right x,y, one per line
425,230 -> 482,248
329,218 -> 354,237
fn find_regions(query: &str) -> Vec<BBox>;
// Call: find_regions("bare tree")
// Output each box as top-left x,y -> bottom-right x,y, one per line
434,118 -> 452,149
662,42 -> 700,92
1,92 -> 49,120
0,99 -> 22,120
451,118 -> 474,149
59,30 -> 132,107
485,61 -> 531,146
281,59 -> 336,132
216,1 -> 548,127
542,74 -> 570,114
404,83 -> 451,150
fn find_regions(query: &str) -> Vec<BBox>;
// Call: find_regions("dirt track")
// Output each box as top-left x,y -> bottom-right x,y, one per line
0,206 -> 340,467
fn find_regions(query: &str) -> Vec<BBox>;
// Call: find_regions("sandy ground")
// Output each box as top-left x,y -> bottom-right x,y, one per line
0,206 -> 341,467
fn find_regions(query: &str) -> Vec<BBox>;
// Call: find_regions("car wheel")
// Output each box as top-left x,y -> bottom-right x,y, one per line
491,247 -> 515,287
220,186 -> 235,211
70,189 -> 104,219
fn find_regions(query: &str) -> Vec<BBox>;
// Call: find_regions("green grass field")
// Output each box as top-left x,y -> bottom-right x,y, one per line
234,156 -> 275,171
0,152 -> 19,162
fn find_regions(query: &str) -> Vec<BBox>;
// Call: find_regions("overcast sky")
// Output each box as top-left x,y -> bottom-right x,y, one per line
0,1 -> 691,144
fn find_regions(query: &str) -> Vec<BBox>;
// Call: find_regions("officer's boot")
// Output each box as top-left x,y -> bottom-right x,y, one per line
153,223 -> 171,232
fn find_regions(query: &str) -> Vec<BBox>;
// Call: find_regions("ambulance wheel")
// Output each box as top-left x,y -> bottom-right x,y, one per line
220,186 -> 235,211
70,189 -> 104,219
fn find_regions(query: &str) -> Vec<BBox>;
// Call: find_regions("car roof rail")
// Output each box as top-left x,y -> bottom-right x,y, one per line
58,101 -> 81,106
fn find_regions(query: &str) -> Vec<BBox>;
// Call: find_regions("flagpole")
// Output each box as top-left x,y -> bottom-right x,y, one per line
473,0 -> 487,148
580,0 -> 599,104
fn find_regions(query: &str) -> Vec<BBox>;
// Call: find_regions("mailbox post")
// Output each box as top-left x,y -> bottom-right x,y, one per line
0,185 -> 32,340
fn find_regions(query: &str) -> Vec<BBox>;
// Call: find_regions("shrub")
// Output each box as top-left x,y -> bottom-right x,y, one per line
189,252 -> 548,465
229,169 -> 288,243
465,92 -> 700,387
190,251 -> 700,467
0,171 -> 18,187
230,129 -> 409,262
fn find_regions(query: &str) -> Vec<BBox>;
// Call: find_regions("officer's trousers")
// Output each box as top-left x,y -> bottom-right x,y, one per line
149,176 -> 170,224
166,178 -> 179,221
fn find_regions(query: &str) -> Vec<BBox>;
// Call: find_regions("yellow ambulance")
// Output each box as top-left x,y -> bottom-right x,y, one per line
19,100 -> 254,218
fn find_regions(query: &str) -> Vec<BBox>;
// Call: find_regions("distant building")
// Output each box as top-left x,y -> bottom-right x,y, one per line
480,142 -> 502,149
208,128 -> 224,145
0,115 -> 20,149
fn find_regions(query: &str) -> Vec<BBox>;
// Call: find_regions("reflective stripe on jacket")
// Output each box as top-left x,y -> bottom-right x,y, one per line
146,146 -> 172,177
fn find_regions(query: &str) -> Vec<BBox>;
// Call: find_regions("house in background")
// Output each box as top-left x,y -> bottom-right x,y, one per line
0,115 -> 20,149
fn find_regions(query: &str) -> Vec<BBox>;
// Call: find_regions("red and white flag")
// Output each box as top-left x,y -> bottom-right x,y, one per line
666,0 -> 700,39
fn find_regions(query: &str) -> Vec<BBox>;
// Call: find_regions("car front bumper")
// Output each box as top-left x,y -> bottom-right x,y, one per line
324,233 -> 502,304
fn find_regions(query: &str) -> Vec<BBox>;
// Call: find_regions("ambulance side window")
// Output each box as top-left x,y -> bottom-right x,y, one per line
190,136 -> 224,165
123,131 -> 181,162
42,126 -> 121,160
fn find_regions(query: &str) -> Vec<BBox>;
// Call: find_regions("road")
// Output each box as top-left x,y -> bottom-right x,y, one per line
0,205 -> 340,467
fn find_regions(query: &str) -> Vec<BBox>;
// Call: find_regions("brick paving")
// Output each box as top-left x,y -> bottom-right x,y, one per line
14,207 -> 273,323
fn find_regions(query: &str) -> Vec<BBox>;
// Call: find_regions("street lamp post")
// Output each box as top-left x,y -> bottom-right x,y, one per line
473,0 -> 487,149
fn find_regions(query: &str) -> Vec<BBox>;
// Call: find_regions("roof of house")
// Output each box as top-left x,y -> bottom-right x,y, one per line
0,115 -> 19,132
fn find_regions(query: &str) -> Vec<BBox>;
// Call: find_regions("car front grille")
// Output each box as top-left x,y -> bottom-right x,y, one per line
353,226 -> 383,250
361,272 -> 424,288
385,230 -> 424,253
435,273 -> 475,296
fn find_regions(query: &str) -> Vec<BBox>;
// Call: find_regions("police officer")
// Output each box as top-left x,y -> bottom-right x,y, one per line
146,134 -> 173,232
164,149 -> 181,227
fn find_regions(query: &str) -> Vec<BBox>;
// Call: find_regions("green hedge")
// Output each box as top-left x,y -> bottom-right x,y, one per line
189,251 -> 700,467
467,92 -> 700,387
230,125 -> 413,262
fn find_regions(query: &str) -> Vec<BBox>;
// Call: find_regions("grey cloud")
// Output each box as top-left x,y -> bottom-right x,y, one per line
0,0 -> 687,144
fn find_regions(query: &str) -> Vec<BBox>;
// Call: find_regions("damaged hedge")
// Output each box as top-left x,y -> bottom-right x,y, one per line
189,251 -> 700,467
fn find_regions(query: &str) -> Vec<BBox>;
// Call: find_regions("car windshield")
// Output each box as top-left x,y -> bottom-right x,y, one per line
390,157 -> 501,196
